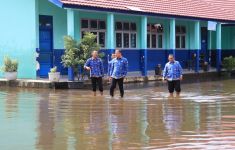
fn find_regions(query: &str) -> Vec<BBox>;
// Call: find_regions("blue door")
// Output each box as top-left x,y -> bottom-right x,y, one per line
38,15 -> 53,78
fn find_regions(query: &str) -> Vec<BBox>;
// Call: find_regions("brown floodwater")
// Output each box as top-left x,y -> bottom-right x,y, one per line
1,79 -> 235,150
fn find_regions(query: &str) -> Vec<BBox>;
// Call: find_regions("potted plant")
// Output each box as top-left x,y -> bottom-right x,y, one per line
48,66 -> 60,82
222,56 -> 235,77
1,56 -> 18,80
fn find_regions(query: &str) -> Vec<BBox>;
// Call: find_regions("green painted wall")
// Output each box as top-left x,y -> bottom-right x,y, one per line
209,26 -> 235,50
222,26 -> 235,50
188,21 -> 195,49
39,0 -> 67,49
0,0 -> 38,79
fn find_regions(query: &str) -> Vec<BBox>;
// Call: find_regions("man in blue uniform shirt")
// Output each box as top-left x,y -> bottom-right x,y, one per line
163,54 -> 183,97
84,51 -> 104,96
109,49 -> 128,98
107,53 -> 116,76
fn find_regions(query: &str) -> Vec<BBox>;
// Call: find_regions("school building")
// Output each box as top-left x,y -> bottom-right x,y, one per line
0,0 -> 235,79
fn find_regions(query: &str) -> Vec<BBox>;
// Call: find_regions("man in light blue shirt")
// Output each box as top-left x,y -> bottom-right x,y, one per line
84,51 -> 104,96
163,54 -> 183,97
107,53 -> 116,76
109,49 -> 128,98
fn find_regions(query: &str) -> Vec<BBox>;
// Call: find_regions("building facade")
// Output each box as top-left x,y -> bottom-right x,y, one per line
0,0 -> 235,79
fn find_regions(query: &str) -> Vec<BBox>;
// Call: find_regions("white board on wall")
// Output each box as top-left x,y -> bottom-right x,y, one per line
208,21 -> 217,31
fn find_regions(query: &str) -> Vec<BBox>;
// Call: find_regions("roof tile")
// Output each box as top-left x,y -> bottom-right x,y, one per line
59,0 -> 235,21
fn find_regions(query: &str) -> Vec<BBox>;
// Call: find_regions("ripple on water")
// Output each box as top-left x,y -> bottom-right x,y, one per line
1,80 -> 235,149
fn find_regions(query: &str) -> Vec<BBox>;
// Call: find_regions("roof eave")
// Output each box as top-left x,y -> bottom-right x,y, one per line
53,2 -> 235,23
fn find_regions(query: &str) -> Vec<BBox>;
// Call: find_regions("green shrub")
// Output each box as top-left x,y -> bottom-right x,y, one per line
1,56 -> 18,72
61,32 -> 104,69
61,36 -> 80,68
222,56 -> 235,72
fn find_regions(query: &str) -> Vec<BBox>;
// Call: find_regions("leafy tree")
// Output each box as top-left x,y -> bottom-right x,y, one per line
78,32 -> 104,65
61,36 -> 80,68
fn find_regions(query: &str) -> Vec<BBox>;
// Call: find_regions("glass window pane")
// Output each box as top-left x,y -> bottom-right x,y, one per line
158,35 -> 163,48
131,33 -> 136,48
176,26 -> 181,34
81,20 -> 89,29
99,32 -> 105,47
147,24 -> 151,32
90,20 -> 98,29
123,33 -> 130,48
99,21 -> 106,29
130,23 -> 136,31
123,22 -> 130,31
181,36 -> 186,48
176,35 -> 180,48
147,34 -> 150,48
181,26 -> 186,33
116,33 -> 122,48
116,22 -> 122,30
151,34 -> 157,48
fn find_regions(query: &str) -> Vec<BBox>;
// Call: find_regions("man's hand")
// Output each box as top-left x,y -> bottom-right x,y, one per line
180,76 -> 183,81
109,77 -> 112,82
85,66 -> 91,71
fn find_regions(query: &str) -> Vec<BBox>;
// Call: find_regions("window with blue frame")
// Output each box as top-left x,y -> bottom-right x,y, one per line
176,26 -> 186,49
147,24 -> 164,49
115,22 -> 137,48
81,19 -> 106,48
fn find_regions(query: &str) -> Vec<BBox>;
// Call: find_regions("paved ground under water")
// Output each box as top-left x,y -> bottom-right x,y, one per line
1,79 -> 235,150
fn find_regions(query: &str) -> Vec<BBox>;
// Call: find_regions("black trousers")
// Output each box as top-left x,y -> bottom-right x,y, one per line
167,80 -> 181,93
91,77 -> 103,92
110,78 -> 124,97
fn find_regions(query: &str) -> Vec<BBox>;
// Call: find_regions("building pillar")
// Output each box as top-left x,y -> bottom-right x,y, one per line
163,20 -> 169,50
195,21 -> 200,73
67,9 -> 80,81
141,16 -> 147,76
208,30 -> 212,65
67,9 -> 80,41
106,13 -> 115,55
216,22 -> 222,72
170,19 -> 176,56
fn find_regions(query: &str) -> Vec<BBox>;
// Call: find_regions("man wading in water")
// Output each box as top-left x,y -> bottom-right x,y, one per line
84,51 -> 104,96
162,54 -> 183,97
109,49 -> 128,98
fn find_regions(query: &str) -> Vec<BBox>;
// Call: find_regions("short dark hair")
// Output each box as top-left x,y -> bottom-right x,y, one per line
92,50 -> 98,54
115,49 -> 122,54
168,54 -> 174,58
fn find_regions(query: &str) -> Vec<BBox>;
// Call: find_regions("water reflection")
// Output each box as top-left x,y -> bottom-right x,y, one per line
0,88 -> 39,150
0,79 -> 235,149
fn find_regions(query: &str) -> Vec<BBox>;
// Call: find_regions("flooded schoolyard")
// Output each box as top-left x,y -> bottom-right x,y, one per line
1,79 -> 235,150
